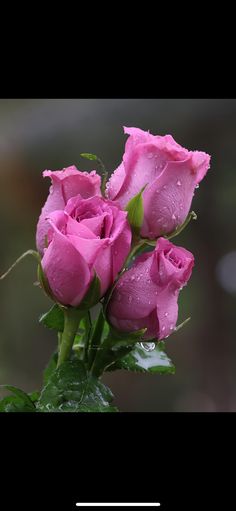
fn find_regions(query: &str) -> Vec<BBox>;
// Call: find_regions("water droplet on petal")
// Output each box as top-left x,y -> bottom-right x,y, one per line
128,295 -> 133,303
131,275 -> 135,281
140,342 -> 156,352
162,326 -> 166,331
195,184 -> 199,189
164,312 -> 169,317
172,214 -> 176,220
177,180 -> 182,186
147,152 -> 153,159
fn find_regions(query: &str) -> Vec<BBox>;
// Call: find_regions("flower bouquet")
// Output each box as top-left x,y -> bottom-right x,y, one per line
0,127 -> 210,412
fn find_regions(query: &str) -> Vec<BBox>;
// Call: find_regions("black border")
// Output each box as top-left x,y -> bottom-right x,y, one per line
1,412 -> 235,510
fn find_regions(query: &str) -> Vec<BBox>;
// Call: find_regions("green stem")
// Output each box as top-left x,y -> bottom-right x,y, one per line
97,158 -> 108,196
83,311 -> 92,364
58,332 -> 62,354
88,307 -> 105,370
57,308 -> 83,367
123,239 -> 146,268
164,211 -> 197,240
90,335 -> 110,378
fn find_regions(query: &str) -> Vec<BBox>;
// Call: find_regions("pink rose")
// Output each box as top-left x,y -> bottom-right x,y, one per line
107,237 -> 194,340
36,166 -> 101,255
41,195 -> 132,307
106,127 -> 211,238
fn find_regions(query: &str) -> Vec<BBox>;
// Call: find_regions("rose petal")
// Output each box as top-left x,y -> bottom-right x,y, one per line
141,158 -> 196,238
42,230 -> 91,307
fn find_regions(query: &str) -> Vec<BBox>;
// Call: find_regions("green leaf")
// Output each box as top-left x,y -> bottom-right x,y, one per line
125,186 -> 146,235
37,360 -> 117,412
0,395 -> 29,412
91,326 -> 146,377
113,342 -> 175,374
80,153 -> 99,161
0,385 -> 36,412
77,273 -> 101,311
28,391 -> 40,403
43,352 -> 58,385
39,304 -> 64,332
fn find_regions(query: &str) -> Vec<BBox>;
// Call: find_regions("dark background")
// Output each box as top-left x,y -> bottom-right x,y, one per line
0,98 -> 235,411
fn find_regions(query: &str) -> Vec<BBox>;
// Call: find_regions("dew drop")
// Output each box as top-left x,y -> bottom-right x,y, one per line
172,214 -> 176,220
128,295 -> 133,303
140,342 -> 156,352
164,312 -> 169,317
131,275 -> 135,281
177,180 -> 182,186
162,326 -> 166,331
195,184 -> 199,189
147,152 -> 153,159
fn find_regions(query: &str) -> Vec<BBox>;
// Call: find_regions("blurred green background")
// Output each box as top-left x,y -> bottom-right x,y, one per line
0,98 -> 235,411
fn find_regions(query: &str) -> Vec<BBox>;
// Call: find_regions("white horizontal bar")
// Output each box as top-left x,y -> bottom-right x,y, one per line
76,504 -> 161,508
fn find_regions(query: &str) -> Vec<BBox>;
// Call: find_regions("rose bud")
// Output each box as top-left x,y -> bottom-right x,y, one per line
36,166 -> 101,255
41,196 -> 132,307
106,127 -> 211,238
107,237 -> 194,340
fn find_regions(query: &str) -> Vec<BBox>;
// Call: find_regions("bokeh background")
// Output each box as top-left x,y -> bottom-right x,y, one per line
0,98 -> 235,412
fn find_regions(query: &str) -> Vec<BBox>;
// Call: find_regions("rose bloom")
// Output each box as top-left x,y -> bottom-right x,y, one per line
107,237 -> 194,340
106,127 -> 211,239
41,195 -> 131,307
36,166 -> 101,255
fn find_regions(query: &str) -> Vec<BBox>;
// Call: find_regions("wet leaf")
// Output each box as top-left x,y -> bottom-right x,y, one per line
39,304 -> 64,332
113,342 -> 175,374
37,360 -> 117,412
0,385 -> 36,412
